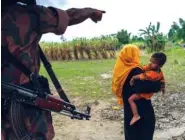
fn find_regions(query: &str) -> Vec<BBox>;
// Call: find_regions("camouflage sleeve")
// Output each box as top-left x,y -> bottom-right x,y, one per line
38,6 -> 69,35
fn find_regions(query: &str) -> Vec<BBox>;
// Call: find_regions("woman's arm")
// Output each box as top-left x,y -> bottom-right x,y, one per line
132,80 -> 161,93
130,68 -> 161,94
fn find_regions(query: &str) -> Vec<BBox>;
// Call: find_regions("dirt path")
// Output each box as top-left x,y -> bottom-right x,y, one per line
52,92 -> 185,140
52,101 -> 123,140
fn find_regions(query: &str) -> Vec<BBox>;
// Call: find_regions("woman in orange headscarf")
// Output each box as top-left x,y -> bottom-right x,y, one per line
112,44 -> 161,140
112,44 -> 142,105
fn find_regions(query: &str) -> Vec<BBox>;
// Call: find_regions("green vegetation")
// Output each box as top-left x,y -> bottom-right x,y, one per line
40,18 -> 184,61
39,17 -> 185,100
40,36 -> 118,61
116,29 -> 131,47
139,22 -> 167,52
168,18 -> 185,43
40,46 -> 185,100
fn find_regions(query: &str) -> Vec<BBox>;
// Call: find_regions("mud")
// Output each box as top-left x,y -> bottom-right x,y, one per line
51,90 -> 185,140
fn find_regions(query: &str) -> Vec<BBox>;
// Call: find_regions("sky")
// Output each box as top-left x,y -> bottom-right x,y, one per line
38,0 -> 185,42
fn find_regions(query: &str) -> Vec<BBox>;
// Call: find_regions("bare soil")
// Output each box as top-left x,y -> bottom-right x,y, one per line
52,91 -> 185,140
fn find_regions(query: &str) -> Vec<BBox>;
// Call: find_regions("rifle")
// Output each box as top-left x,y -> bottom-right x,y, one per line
1,36 -> 92,140
2,81 -> 91,120
2,80 -> 91,140
1,45 -> 92,119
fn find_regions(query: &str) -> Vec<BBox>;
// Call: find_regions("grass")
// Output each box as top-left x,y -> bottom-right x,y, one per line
40,59 -> 116,100
40,46 -> 185,100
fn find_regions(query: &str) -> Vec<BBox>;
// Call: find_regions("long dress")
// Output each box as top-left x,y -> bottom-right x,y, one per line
122,67 -> 161,140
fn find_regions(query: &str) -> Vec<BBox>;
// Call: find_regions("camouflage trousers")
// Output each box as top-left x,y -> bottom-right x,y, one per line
1,103 -> 55,140
1,83 -> 55,140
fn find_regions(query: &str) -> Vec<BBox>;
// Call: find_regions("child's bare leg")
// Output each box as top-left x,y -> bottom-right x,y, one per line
128,94 -> 141,125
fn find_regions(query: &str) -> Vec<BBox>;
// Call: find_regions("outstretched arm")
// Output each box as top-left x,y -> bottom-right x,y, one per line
66,8 -> 105,26
37,6 -> 105,35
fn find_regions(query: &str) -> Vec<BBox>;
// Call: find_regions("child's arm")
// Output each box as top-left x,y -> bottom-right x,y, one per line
130,71 -> 161,86
130,65 -> 149,86
130,70 -> 152,86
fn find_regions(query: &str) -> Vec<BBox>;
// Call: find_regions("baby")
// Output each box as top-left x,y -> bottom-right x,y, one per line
129,52 -> 167,125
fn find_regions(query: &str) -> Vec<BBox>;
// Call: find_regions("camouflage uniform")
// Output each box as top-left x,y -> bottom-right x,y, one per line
2,3 -> 69,140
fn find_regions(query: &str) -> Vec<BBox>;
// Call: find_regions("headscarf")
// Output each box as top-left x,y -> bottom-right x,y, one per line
112,44 -> 142,106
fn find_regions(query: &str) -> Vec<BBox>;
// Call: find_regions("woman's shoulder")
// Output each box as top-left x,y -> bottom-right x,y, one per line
129,67 -> 143,75
125,67 -> 143,82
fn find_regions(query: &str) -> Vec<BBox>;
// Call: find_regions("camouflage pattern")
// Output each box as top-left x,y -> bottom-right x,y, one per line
1,102 -> 55,140
2,3 -> 69,140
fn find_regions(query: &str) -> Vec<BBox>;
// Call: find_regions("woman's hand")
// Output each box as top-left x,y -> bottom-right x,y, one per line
130,77 -> 135,86
130,75 -> 140,86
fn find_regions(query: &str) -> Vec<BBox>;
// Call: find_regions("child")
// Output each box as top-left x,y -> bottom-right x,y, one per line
129,52 -> 167,126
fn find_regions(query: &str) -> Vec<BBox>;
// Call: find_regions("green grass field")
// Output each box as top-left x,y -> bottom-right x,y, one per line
40,46 -> 185,100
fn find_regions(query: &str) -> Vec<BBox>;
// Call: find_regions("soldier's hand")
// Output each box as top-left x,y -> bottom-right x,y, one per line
66,8 -> 106,26
89,9 -> 106,23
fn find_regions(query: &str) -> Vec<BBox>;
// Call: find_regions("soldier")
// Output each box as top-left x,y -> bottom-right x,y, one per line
1,1 -> 105,139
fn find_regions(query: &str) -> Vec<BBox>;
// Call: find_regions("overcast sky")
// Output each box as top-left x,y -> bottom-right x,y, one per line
38,0 -> 185,42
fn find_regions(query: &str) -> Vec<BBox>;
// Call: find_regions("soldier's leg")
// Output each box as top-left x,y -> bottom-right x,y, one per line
1,114 -> 17,140
2,104 -> 54,140
24,105 -> 55,140
21,81 -> 55,140
1,122 -> 7,140
1,98 -> 17,140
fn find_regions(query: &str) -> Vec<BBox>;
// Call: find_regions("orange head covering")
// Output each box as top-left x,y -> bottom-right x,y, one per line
112,44 -> 142,106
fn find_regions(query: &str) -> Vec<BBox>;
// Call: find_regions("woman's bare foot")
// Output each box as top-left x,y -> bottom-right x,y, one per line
130,115 -> 141,125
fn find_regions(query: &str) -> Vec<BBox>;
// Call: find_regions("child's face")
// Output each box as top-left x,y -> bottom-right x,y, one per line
149,57 -> 161,70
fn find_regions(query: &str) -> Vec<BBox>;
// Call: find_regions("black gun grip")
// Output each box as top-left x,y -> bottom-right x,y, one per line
87,106 -> 91,115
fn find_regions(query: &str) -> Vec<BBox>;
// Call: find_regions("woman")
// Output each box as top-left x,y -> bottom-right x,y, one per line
112,44 -> 161,140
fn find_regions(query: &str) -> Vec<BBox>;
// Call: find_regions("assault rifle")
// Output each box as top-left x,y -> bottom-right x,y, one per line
1,44 -> 92,120
2,81 -> 91,120
1,46 -> 92,140
1,44 -> 92,140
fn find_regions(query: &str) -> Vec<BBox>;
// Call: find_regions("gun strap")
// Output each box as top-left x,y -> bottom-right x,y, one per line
2,45 -> 71,103
2,5 -> 70,103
